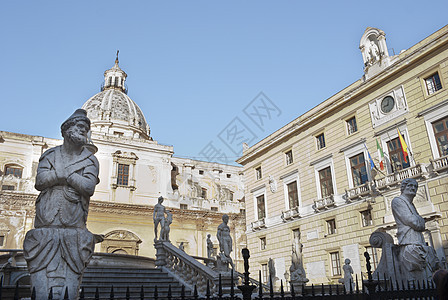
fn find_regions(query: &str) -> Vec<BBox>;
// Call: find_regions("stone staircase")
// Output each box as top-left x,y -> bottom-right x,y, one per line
81,266 -> 191,299
0,252 -> 193,299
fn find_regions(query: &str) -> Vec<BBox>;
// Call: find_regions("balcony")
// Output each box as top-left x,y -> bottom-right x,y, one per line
281,206 -> 300,222
312,195 -> 335,212
345,182 -> 371,201
431,155 -> 448,173
375,164 -> 427,190
250,218 -> 266,231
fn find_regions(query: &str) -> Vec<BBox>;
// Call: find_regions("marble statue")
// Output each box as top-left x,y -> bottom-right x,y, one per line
160,210 -> 173,242
216,214 -> 235,271
153,196 -> 166,241
367,40 -> 380,64
207,234 -> 214,258
289,230 -> 308,288
391,178 -> 441,282
339,258 -> 354,292
268,258 -> 276,283
23,109 -> 99,300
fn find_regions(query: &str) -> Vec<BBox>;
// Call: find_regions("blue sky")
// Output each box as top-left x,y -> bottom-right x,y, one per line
1,1 -> 447,165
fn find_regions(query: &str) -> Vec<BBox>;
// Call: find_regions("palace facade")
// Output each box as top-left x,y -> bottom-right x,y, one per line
237,25 -> 448,285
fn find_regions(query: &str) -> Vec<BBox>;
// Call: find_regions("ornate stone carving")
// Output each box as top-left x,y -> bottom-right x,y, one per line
269,175 -> 277,193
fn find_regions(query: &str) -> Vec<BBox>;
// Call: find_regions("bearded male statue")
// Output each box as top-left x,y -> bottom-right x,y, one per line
23,109 -> 99,299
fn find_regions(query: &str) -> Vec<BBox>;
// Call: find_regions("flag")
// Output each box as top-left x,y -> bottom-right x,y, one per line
364,143 -> 375,170
376,139 -> 385,170
397,128 -> 409,163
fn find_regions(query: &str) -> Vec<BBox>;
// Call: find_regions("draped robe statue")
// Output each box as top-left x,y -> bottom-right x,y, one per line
23,109 -> 99,299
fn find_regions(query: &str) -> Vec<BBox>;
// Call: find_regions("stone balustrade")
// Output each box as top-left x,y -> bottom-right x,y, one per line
376,164 -> 426,190
250,218 -> 266,231
281,206 -> 300,222
345,182 -> 371,200
312,195 -> 335,212
431,155 -> 448,173
155,241 -> 219,295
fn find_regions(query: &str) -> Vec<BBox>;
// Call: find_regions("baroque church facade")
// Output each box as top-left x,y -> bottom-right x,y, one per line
0,58 -> 246,270
237,25 -> 448,286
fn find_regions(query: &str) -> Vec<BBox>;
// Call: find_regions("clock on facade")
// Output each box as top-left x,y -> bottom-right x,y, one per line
381,96 -> 395,113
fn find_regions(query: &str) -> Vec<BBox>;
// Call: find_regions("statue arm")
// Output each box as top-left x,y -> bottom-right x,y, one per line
391,198 -> 425,231
66,159 -> 99,197
35,153 -> 59,191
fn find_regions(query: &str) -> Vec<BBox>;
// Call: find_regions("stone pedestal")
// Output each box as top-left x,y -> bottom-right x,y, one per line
154,241 -> 167,268
290,280 -> 307,293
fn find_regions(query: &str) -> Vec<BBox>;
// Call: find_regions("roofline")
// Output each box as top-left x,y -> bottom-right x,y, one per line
236,24 -> 448,165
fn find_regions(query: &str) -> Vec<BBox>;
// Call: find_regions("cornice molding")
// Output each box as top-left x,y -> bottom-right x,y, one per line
373,119 -> 407,137
339,138 -> 367,153
417,98 -> 448,117
309,154 -> 333,166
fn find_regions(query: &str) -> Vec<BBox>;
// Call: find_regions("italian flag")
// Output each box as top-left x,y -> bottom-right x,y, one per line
376,139 -> 385,170
397,128 -> 409,163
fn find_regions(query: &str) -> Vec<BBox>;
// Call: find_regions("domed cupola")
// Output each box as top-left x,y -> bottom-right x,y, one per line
82,52 -> 151,140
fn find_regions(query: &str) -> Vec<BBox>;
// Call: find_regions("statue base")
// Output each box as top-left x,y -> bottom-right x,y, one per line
154,241 -> 167,268
290,279 -> 308,292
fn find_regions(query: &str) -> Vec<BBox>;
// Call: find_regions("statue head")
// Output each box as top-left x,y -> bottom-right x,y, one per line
158,196 -> 164,204
400,178 -> 418,199
207,234 -> 211,238
345,258 -> 351,265
61,109 -> 91,146
222,214 -> 229,224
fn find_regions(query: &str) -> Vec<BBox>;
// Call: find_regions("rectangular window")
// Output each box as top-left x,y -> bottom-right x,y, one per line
256,194 -> 266,220
285,150 -> 293,165
226,174 -> 232,178
2,185 -> 15,191
211,207 -> 218,212
346,117 -> 358,135
0,235 -> 4,246
326,219 -> 336,235
330,252 -> 342,276
5,166 -> 23,178
261,264 -> 268,283
255,166 -> 262,180
199,170 -> 204,175
433,116 -> 448,156
316,133 -> 326,150
387,137 -> 410,172
201,188 -> 207,199
117,164 -> 129,186
425,72 -> 442,95
240,208 -> 246,215
260,237 -> 266,250
361,209 -> 373,227
365,246 -> 379,271
319,167 -> 334,197
180,204 -> 188,210
287,181 -> 299,209
350,153 -> 368,186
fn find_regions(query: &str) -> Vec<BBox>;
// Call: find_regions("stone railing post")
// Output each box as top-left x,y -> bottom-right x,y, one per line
154,241 -> 167,268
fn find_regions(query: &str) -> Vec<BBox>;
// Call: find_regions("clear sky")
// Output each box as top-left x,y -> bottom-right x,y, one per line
1,1 -> 447,165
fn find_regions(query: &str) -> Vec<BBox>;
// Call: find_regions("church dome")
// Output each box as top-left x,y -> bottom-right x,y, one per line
82,53 -> 151,140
